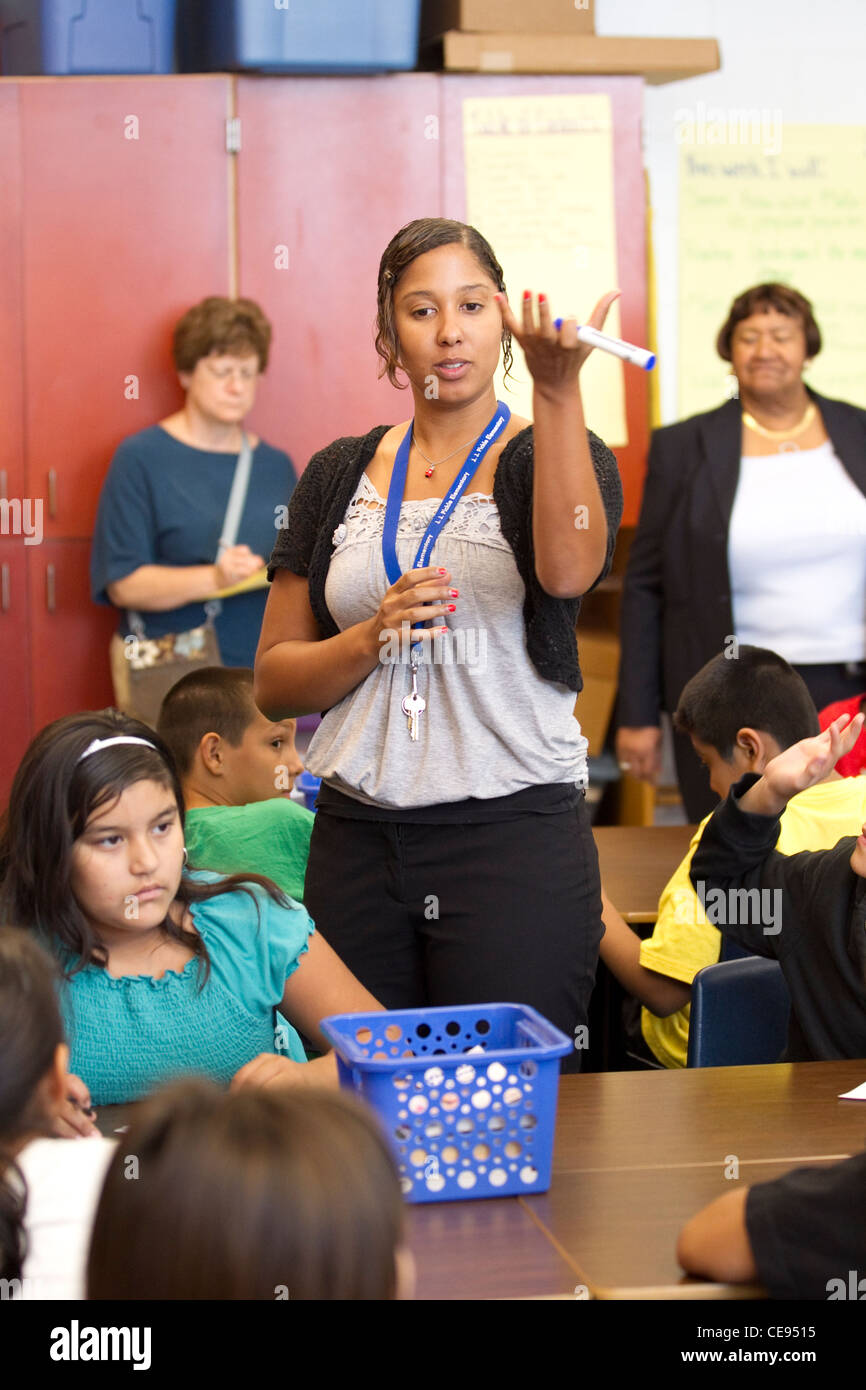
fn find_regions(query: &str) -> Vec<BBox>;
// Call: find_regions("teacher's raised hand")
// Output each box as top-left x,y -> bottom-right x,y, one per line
494,289 -> 621,395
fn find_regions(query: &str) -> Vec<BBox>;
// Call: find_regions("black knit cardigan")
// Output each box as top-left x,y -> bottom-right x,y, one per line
267,424 -> 623,694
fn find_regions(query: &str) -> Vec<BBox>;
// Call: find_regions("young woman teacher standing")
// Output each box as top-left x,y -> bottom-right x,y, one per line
256,219 -> 623,1069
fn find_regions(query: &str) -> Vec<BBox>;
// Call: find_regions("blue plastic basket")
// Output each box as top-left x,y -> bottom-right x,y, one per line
320,1003 -> 571,1204
295,770 -> 321,813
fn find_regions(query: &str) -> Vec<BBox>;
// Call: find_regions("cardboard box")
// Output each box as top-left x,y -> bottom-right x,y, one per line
436,31 -> 720,82
421,0 -> 594,43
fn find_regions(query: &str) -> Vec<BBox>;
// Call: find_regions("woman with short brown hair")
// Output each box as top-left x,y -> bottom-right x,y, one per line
91,296 -> 295,720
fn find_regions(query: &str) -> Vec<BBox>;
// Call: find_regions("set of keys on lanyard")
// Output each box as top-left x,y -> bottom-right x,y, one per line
382,402 -> 512,743
401,650 -> 426,741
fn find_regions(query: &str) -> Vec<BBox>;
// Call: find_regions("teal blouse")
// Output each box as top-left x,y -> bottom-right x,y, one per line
58,872 -> 312,1105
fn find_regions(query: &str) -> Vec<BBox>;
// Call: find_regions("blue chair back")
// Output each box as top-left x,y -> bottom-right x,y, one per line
687,956 -> 790,1068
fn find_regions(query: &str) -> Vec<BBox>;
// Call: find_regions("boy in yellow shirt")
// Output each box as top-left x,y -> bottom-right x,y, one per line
601,647 -> 866,1067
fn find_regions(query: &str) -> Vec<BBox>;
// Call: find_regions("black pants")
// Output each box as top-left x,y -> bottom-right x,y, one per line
303,793 -> 603,1074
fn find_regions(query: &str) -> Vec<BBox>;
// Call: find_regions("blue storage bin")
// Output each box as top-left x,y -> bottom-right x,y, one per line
0,0 -> 177,75
321,1003 -> 571,1204
179,0 -> 420,74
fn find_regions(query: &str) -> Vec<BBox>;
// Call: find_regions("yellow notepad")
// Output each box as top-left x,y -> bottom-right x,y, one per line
211,567 -> 269,600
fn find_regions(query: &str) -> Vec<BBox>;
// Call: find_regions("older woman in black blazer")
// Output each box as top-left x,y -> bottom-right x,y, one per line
617,284 -> 866,820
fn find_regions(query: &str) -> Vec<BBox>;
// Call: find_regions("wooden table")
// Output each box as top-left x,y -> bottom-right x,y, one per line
593,824 -> 696,922
409,1059 -> 866,1299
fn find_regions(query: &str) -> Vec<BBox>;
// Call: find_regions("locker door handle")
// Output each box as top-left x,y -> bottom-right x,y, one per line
1,564 -> 9,612
47,469 -> 57,520
46,563 -> 56,612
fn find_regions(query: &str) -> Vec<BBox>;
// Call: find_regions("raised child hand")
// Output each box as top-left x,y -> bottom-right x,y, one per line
762,712 -> 865,802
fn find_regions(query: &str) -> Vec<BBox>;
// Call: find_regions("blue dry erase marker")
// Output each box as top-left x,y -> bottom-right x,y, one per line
553,318 -> 656,370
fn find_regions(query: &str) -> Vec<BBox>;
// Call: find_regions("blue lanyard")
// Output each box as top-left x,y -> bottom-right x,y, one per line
381,401 -> 511,586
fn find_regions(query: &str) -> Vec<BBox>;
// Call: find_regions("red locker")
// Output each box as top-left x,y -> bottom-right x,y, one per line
235,74 -> 443,473
19,77 -> 233,538
29,540 -> 117,731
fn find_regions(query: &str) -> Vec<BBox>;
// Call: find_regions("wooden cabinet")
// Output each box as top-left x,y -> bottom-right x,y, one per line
235,75 -> 443,472
0,545 -> 32,803
28,542 -> 117,732
236,74 -> 648,504
18,77 -> 233,540
0,86 -> 25,505
0,76 -> 231,802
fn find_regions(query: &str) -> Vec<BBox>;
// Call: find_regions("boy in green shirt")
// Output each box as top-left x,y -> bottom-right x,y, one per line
157,667 -> 313,903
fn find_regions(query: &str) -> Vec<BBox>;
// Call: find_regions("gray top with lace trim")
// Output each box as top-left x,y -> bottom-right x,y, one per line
305,474 -> 588,809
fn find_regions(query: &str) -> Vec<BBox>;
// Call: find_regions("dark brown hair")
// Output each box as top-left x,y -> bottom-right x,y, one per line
0,709 -> 289,984
375,218 -> 513,388
0,929 -> 65,1283
716,283 -> 821,362
86,1080 -> 406,1300
157,667 -> 258,779
172,297 -> 272,373
673,646 -> 819,759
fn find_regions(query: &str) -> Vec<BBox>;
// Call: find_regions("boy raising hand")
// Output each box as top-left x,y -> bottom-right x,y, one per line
689,711 -> 866,1062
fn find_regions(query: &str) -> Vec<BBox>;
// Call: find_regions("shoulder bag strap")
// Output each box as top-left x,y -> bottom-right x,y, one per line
130,433 -> 254,632
204,432 -> 254,623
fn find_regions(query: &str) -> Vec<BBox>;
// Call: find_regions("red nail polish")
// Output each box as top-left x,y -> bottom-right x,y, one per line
437,567 -> 447,575
523,290 -> 532,300
538,293 -> 547,304
449,588 -> 459,597
447,604 -> 456,612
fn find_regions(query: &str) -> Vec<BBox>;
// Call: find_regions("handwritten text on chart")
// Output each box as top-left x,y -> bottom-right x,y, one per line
679,125 -> 866,417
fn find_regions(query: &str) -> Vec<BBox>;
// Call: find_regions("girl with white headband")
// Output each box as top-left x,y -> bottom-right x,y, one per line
0,711 -> 380,1107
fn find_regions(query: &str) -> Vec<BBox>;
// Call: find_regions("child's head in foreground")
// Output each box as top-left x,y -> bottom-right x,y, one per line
0,929 -> 67,1281
86,1080 -> 412,1300
157,667 -> 303,804
674,646 -> 820,801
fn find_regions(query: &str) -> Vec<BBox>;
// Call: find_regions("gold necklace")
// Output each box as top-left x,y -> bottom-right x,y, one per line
741,402 -> 817,440
411,429 -> 477,479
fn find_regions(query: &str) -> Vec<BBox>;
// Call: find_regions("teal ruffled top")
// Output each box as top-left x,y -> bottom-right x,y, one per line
58,871 -> 312,1105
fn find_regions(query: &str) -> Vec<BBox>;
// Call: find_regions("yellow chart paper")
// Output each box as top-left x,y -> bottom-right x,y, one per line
679,125 -> 866,417
463,94 -> 627,446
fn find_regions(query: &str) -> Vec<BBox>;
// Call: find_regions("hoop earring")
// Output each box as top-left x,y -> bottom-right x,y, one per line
182,846 -> 188,866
